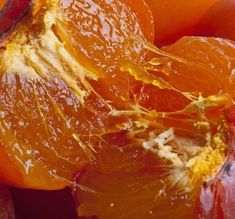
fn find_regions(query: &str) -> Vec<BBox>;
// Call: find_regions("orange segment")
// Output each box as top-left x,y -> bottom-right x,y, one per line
74,36 -> 235,219
195,0 -> 235,41
144,0 -> 219,46
75,146 -> 198,219
198,106 -> 235,219
0,74 -> 90,189
60,0 -> 154,73
123,0 -> 155,43
1,0 -> 235,217
161,37 -> 235,97
0,0 -> 153,189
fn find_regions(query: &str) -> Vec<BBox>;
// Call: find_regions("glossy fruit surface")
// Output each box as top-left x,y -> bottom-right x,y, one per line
74,36 -> 235,219
0,0 -> 153,189
144,0 -> 218,45
1,0 -> 235,218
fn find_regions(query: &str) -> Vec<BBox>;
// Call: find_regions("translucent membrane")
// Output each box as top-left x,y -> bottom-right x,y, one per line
0,0 -> 235,218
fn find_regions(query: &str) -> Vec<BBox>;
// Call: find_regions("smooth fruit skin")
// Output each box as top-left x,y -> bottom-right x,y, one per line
195,0 -> 235,41
60,0 -> 154,73
74,36 -> 235,219
144,0 -> 219,46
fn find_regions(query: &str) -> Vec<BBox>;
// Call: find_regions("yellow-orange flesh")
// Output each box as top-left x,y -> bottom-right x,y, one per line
1,0 -> 235,219
0,0 -> 154,189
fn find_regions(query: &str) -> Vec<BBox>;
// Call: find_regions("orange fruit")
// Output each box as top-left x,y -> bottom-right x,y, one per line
0,0 -> 153,189
59,0 -> 154,72
195,0 -> 235,41
1,0 -> 235,218
74,36 -> 235,219
144,0 -> 219,46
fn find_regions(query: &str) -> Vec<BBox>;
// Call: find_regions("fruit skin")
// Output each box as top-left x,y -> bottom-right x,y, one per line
122,0 -> 154,43
194,0 -> 235,41
198,105 -> 235,219
0,0 -> 32,37
144,0 -> 218,46
0,184 -> 15,219
60,0 -> 153,73
74,36 -> 235,219
199,161 -> 235,219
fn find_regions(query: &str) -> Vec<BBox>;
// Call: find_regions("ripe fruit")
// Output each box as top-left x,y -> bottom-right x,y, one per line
0,0 -> 153,189
144,0 -> 218,45
74,36 -> 235,219
59,0 -> 154,73
194,0 -> 235,41
1,0 -> 235,218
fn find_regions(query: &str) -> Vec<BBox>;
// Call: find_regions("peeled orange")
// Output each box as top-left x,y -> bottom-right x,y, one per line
144,0 -> 219,45
1,0 -> 235,219
195,0 -> 235,41
0,0 -> 154,189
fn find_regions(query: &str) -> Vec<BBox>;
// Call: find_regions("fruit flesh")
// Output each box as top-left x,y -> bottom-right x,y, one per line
59,0 -> 154,73
74,36 -> 235,219
1,0 -> 235,218
144,0 -> 219,46
0,0 -> 154,189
